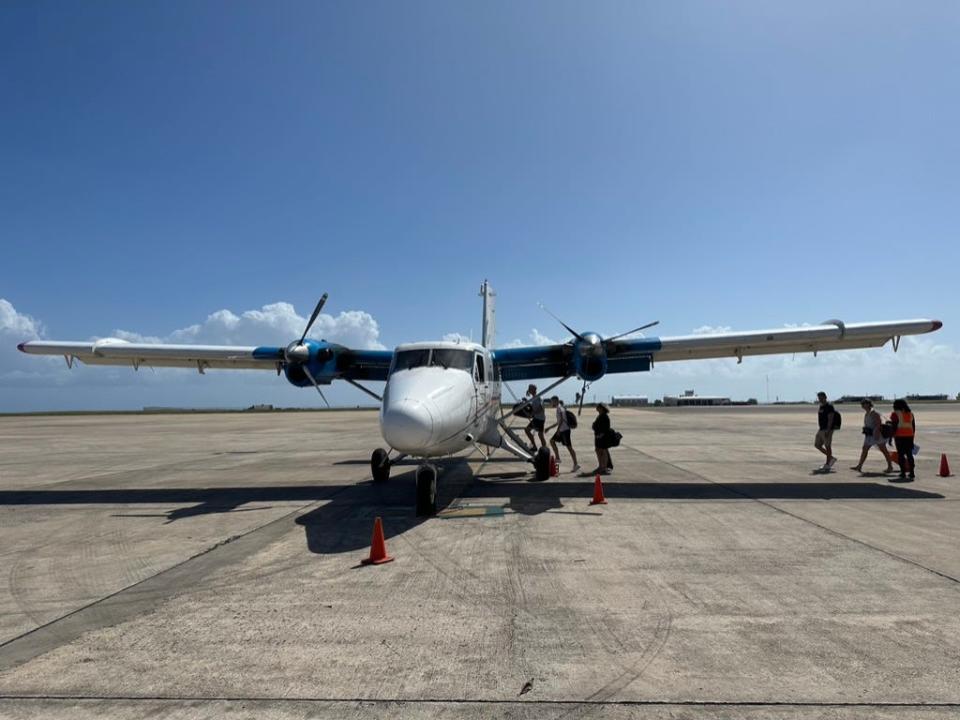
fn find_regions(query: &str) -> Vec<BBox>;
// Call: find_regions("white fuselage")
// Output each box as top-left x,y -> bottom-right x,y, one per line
379,341 -> 501,458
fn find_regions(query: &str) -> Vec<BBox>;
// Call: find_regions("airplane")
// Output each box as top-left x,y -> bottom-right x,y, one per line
17,281 -> 943,516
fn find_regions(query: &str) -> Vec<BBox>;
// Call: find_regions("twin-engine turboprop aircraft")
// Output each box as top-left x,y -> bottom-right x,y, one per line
17,281 -> 943,515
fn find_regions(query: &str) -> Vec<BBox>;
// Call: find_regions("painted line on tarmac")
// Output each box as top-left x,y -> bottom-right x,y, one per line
1,695 -> 959,708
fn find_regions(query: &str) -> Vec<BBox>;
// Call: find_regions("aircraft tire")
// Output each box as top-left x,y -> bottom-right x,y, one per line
371,448 -> 390,482
534,446 -> 551,481
416,464 -> 438,516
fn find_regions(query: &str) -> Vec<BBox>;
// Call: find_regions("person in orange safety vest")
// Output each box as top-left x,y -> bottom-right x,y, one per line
889,399 -> 916,482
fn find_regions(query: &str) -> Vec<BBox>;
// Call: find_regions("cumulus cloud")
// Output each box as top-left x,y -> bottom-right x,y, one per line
499,328 -> 561,348
691,324 -> 733,335
112,302 -> 385,350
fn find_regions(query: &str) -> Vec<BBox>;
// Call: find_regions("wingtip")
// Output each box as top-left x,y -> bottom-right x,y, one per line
16,342 -> 26,353
932,320 -> 943,332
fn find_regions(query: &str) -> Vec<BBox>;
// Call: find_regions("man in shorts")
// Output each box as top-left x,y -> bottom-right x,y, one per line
548,396 -> 580,473
523,384 -> 547,450
815,391 -> 838,470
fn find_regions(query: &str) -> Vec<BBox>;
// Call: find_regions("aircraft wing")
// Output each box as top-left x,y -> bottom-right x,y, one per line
16,339 -> 394,380
493,319 -> 942,381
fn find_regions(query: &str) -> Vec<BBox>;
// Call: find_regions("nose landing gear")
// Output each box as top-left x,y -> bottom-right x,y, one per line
415,464 -> 438,516
371,448 -> 391,483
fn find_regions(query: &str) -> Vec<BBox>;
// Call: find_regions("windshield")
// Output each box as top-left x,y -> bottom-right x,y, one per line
430,348 -> 473,372
391,347 -> 474,375
391,349 -> 430,374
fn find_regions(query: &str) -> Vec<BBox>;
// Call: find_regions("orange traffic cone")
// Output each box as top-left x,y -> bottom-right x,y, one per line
590,475 -> 607,505
939,454 -> 951,477
361,516 -> 394,565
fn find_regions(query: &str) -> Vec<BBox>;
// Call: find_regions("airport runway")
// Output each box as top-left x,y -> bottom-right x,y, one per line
1,405 -> 959,719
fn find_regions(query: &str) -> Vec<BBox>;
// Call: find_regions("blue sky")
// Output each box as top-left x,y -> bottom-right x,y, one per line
2,1 -> 958,411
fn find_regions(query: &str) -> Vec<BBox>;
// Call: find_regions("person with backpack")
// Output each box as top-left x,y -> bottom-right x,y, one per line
889,399 -> 917,482
591,403 -> 619,475
814,391 -> 840,471
850,398 -> 895,474
548,396 -> 580,474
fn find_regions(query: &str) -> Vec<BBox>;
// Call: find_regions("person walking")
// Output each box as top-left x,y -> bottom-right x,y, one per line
815,391 -> 838,471
850,399 -> 894,473
548,396 -> 580,473
591,403 -> 615,475
889,399 -> 917,482
523,384 -> 547,450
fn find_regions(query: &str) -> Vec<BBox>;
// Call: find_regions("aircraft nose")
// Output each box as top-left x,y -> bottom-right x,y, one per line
382,399 -> 435,452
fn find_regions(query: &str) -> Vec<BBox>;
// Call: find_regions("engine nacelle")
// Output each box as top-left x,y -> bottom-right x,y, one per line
282,340 -> 341,387
572,331 -> 608,382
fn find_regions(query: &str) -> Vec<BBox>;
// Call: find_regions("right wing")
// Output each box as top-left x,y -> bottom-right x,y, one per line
16,339 -> 395,380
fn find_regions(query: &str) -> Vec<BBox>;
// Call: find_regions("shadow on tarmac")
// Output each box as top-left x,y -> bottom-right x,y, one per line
0,471 -> 944,553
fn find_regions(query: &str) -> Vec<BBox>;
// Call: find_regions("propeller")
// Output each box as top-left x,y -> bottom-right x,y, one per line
285,293 -> 329,364
301,364 -> 330,408
298,293 -> 329,345
537,304 -> 659,416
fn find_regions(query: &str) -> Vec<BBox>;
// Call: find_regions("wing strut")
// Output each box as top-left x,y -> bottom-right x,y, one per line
344,378 -> 383,403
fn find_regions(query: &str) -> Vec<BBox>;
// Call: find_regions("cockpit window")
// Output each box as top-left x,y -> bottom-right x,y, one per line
392,349 -> 430,374
430,348 -> 474,372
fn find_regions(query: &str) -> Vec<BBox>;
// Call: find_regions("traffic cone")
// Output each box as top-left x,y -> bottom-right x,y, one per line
939,454 -> 952,477
361,516 -> 394,565
590,475 -> 607,505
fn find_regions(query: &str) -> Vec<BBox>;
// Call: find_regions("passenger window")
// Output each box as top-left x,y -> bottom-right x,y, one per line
474,354 -> 485,383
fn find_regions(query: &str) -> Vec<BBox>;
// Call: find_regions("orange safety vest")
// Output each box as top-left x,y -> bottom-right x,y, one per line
893,410 -> 915,437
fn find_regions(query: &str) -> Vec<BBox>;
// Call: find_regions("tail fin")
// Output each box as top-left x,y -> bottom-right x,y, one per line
479,280 -> 496,348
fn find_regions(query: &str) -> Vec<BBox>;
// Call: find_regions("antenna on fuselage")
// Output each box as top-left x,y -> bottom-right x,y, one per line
480,280 -> 496,347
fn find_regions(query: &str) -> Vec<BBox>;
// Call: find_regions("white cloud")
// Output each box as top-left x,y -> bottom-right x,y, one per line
500,328 -> 561,348
691,324 -> 733,335
0,299 -> 43,339
112,302 -> 385,350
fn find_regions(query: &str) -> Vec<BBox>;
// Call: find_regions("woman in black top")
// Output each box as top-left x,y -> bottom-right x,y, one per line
592,403 -> 613,475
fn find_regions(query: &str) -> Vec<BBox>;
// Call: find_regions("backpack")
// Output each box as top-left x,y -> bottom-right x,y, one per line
833,409 -> 842,430
564,409 -> 578,429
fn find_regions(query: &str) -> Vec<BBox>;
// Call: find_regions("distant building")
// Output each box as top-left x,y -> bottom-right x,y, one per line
836,395 -> 884,404
611,395 -> 649,407
663,390 -> 731,407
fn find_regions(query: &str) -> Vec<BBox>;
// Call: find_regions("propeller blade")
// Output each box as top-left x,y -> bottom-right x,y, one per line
538,302 -> 585,342
606,320 -> 659,343
298,293 -> 329,345
301,364 -> 331,408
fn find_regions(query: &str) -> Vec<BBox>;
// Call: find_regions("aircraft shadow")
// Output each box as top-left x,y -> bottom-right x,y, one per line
0,474 -> 942,554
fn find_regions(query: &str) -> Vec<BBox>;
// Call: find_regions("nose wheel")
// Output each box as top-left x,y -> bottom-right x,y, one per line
416,464 -> 438,516
371,448 -> 391,483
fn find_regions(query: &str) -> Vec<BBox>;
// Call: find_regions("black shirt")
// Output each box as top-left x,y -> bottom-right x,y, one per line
818,403 -> 836,430
592,413 -> 611,435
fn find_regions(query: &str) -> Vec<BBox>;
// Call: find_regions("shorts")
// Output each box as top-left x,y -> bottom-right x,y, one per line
528,418 -> 545,432
815,429 -> 833,447
552,429 -> 572,447
863,435 -> 884,449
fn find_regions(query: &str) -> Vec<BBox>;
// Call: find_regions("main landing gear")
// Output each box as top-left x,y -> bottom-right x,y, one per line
533,446 -> 552,482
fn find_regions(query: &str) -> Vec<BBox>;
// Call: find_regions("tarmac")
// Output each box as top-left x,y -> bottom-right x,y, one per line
0,404 -> 959,719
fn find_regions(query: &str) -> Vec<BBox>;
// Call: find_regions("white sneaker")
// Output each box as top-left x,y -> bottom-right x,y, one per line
572,464 -> 581,473
826,457 -> 837,469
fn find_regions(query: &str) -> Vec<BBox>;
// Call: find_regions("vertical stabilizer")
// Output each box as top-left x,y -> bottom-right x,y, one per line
479,280 -> 496,348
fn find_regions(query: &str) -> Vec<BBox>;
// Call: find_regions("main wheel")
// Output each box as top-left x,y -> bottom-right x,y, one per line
371,448 -> 390,483
533,446 -> 552,481
416,464 -> 438,516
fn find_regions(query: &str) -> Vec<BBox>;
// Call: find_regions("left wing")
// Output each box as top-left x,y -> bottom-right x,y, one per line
492,319 -> 942,381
